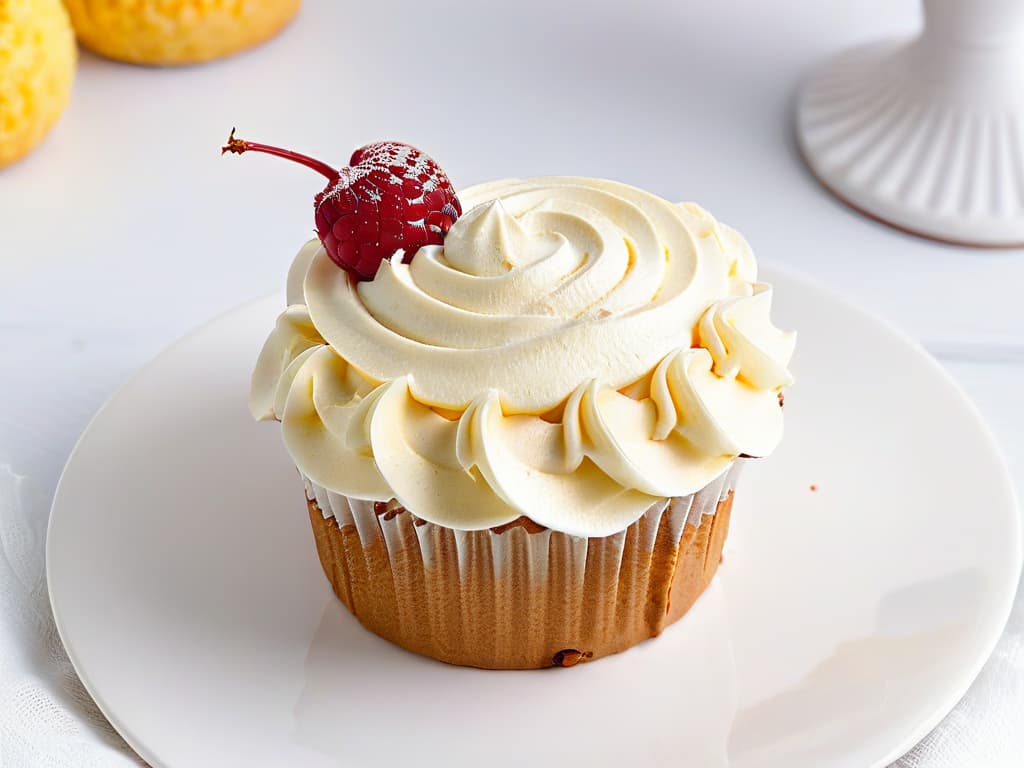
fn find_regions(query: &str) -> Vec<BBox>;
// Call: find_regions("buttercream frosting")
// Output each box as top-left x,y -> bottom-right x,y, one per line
250,177 -> 795,536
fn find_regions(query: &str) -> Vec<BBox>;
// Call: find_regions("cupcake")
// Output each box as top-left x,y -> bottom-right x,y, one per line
228,135 -> 795,669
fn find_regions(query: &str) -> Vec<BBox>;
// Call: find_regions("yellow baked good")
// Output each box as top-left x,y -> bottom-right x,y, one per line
63,0 -> 300,66
0,0 -> 76,168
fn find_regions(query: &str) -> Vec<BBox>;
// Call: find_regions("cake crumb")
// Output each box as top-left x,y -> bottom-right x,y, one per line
552,649 -> 593,668
809,484 -> 818,492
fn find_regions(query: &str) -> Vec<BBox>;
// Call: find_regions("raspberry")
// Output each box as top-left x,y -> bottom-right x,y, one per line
223,130 -> 461,280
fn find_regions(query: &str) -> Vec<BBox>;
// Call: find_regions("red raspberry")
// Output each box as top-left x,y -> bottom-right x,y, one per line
222,130 -> 461,280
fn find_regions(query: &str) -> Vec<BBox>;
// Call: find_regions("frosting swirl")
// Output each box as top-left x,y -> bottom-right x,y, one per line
251,177 -> 795,536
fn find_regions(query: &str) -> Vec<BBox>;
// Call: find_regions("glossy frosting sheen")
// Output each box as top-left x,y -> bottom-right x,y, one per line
250,177 -> 795,536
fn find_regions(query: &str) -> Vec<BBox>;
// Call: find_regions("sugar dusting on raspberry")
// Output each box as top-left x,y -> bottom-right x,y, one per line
323,143 -> 444,203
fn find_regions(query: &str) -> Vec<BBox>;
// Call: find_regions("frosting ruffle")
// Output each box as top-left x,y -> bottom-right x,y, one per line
251,177 -> 795,536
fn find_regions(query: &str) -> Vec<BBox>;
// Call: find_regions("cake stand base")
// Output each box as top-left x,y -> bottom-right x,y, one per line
796,37 -> 1024,248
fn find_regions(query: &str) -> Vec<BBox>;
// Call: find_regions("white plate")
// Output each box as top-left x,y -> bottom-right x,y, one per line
48,268 -> 1021,768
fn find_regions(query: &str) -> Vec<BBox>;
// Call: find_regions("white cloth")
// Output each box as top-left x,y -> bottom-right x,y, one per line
0,458 -> 1020,767
0,464 -> 143,767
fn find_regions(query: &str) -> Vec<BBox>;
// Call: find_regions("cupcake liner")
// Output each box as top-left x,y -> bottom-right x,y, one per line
302,462 -> 743,669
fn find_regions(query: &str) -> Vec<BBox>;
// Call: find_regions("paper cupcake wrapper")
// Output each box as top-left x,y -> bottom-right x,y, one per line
302,462 -> 742,669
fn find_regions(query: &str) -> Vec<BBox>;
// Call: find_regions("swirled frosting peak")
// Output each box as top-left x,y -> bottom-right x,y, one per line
251,177 -> 795,536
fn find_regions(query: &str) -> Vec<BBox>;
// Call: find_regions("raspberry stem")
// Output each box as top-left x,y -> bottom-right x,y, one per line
221,128 -> 338,181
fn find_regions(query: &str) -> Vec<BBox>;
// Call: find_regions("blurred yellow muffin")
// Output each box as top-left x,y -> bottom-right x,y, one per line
63,0 -> 301,66
0,0 -> 76,168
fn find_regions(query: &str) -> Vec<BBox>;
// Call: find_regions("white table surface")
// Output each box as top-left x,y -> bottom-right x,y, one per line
1,0 -> 1021,765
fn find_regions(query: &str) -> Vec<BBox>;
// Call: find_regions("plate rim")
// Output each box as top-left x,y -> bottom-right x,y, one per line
46,292 -> 281,768
46,264 -> 1022,768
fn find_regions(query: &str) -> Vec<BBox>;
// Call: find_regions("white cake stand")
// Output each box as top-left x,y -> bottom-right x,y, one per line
796,0 -> 1024,247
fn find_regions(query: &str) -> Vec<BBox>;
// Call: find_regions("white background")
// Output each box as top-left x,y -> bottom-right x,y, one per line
1,0 -> 1021,765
